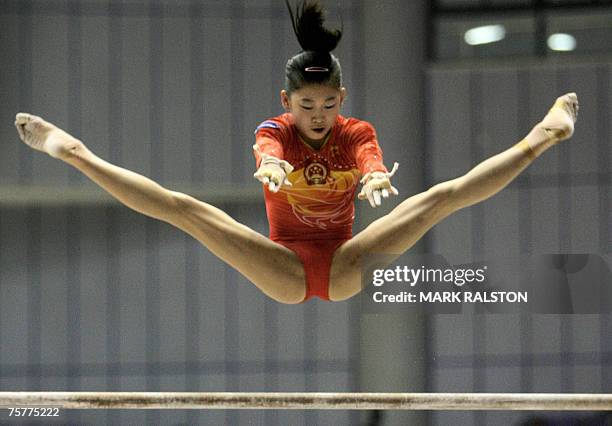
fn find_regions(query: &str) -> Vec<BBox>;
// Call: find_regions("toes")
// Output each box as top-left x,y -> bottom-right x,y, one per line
15,113 -> 44,130
15,112 -> 33,124
565,93 -> 578,110
553,93 -> 579,121
26,116 -> 44,130
14,122 -> 25,140
573,103 -> 579,120
558,92 -> 577,105
14,112 -> 51,143
569,98 -> 579,121
563,92 -> 577,102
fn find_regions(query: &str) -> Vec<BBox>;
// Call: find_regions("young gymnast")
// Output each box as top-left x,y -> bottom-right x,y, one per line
14,0 -> 578,304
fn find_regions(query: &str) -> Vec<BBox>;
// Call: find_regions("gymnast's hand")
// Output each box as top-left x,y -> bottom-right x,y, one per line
14,113 -> 81,161
252,145 -> 294,193
358,162 -> 400,208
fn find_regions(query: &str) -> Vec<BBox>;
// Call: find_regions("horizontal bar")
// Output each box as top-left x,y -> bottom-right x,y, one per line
0,392 -> 611,410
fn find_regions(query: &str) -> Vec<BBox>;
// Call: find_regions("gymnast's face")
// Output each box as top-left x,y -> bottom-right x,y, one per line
281,84 -> 346,145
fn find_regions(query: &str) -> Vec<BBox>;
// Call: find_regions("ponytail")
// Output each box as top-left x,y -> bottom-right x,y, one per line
284,0 -> 343,93
286,0 -> 342,53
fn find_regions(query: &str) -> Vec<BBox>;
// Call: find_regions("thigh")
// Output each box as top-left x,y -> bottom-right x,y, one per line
172,193 -> 306,304
329,185 -> 454,301
328,239 -> 364,301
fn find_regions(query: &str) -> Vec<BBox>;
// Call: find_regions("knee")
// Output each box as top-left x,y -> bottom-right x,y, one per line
428,180 -> 454,202
172,191 -> 197,215
166,191 -> 195,223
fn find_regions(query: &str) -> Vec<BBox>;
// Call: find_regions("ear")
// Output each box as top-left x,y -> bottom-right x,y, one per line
280,90 -> 291,112
339,87 -> 347,106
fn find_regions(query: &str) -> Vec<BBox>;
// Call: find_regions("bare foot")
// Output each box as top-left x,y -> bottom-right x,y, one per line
14,113 -> 82,160
538,92 -> 579,143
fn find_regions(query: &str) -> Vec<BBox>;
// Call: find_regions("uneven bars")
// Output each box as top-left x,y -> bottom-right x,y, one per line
0,392 -> 611,410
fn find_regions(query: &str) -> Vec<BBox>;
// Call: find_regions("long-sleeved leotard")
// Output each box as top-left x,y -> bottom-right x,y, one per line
254,113 -> 388,300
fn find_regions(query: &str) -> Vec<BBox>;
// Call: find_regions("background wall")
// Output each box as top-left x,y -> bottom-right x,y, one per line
0,1 -> 610,425
427,61 -> 612,426
0,1 -> 365,425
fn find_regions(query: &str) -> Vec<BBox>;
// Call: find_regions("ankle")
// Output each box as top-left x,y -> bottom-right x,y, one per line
524,124 -> 558,155
60,139 -> 87,163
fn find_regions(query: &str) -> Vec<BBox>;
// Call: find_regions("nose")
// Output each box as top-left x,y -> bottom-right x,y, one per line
312,113 -> 324,124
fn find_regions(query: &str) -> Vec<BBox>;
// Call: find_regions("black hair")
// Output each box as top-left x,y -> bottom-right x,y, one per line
284,0 -> 343,94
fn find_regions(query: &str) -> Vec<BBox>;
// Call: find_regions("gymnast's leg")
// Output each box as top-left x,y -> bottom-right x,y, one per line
328,93 -> 579,301
14,113 -> 306,304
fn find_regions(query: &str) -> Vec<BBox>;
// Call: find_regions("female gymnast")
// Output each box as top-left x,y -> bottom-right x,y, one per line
14,1 -> 578,304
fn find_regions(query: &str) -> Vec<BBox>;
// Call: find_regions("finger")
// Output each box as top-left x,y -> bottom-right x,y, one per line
268,181 -> 277,192
387,162 -> 400,177
381,188 -> 389,198
358,190 -> 366,200
373,190 -> 381,206
367,190 -> 376,208
360,172 -> 372,185
390,185 -> 399,196
262,176 -> 270,185
270,174 -> 282,186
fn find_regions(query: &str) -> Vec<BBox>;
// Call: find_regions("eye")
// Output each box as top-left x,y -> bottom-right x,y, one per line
300,105 -> 313,110
325,104 -> 336,109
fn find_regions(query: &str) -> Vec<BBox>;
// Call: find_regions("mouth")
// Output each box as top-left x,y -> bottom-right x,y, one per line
312,127 -> 326,134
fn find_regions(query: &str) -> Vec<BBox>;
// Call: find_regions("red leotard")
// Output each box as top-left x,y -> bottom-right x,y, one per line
254,113 -> 387,300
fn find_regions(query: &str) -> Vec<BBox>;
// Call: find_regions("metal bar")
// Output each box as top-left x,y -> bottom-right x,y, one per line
0,392 -> 612,410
